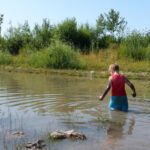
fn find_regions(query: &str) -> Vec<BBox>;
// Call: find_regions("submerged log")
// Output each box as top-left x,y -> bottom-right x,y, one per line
50,130 -> 86,140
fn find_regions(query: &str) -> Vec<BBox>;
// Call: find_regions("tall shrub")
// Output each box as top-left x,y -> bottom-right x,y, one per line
4,22 -> 32,55
119,31 -> 149,60
47,41 -> 81,69
0,51 -> 12,65
55,18 -> 77,45
31,19 -> 53,50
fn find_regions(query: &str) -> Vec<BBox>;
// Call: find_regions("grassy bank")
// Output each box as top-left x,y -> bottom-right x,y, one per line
0,41 -> 150,80
80,50 -> 150,73
0,51 -> 150,80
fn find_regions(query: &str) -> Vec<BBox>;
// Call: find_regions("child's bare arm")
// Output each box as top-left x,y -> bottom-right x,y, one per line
125,77 -> 136,97
99,78 -> 111,101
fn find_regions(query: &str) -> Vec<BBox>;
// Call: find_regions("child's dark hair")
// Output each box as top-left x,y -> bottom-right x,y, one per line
114,64 -> 119,72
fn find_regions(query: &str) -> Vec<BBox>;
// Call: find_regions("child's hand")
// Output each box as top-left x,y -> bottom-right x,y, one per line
132,92 -> 136,97
98,96 -> 103,101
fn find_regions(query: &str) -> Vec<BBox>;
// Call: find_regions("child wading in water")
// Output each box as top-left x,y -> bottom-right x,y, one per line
99,64 -> 136,112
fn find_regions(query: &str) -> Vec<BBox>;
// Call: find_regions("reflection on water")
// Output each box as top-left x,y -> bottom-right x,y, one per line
103,111 -> 135,150
0,72 -> 150,150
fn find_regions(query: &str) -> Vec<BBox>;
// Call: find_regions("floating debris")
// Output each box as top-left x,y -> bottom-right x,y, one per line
50,129 -> 86,140
25,140 -> 45,150
6,130 -> 25,139
11,131 -> 24,136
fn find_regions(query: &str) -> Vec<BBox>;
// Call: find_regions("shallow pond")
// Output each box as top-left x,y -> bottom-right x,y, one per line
0,72 -> 150,150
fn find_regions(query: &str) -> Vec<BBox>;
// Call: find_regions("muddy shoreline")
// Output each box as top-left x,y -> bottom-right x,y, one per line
0,65 -> 150,80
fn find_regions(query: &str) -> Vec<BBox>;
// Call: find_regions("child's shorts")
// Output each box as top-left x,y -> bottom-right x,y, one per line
109,96 -> 128,112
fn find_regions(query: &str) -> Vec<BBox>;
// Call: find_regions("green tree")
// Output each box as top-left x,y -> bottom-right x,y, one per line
0,14 -> 4,37
77,23 -> 96,53
32,19 -> 52,49
4,21 -> 32,54
55,18 -> 77,45
106,9 -> 127,37
96,14 -> 106,38
96,9 -> 127,38
4,25 -> 23,55
21,21 -> 32,46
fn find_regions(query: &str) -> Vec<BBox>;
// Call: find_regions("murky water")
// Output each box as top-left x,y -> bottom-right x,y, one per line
0,72 -> 150,150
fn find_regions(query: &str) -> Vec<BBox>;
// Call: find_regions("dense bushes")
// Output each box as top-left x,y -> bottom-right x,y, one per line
31,19 -> 53,50
0,51 -> 12,65
55,18 -> 77,45
0,19 -> 118,55
0,9 -> 150,70
0,9 -> 128,55
47,41 -> 81,69
2,20 -> 53,54
26,41 -> 82,69
119,31 -> 150,60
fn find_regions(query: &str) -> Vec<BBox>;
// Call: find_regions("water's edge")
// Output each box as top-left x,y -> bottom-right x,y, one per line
0,65 -> 150,80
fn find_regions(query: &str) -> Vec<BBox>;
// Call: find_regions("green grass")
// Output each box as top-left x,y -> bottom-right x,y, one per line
119,31 -> 150,61
80,50 -> 150,73
0,42 -> 150,77
0,51 -> 12,65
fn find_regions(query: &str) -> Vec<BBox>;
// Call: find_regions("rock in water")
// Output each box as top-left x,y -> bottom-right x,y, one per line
65,130 -> 86,140
25,139 -> 45,149
50,130 -> 67,139
50,130 -> 86,140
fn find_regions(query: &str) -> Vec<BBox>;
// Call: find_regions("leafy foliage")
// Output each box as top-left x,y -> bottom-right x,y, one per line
0,14 -> 4,36
76,23 -> 95,53
32,19 -> 53,50
0,9 -> 150,70
0,51 -> 12,65
55,18 -> 77,45
96,9 -> 127,37
119,31 -> 149,60
47,41 -> 81,69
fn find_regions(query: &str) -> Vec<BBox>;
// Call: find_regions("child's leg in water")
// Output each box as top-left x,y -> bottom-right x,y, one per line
109,96 -> 128,112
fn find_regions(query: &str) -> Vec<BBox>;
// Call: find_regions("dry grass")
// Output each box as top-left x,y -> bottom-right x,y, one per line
80,49 -> 150,73
0,47 -> 150,75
